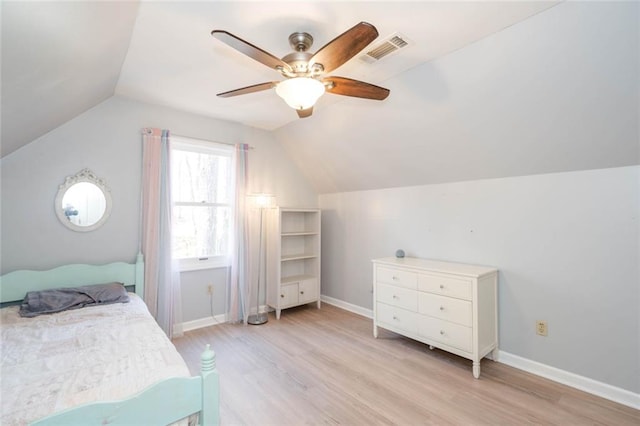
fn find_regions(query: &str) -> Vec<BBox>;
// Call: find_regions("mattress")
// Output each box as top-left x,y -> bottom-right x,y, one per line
0,294 -> 190,425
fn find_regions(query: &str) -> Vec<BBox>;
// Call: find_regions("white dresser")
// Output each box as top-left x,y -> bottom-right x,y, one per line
372,257 -> 498,378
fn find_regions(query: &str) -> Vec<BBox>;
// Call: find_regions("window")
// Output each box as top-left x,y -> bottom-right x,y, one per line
171,136 -> 233,271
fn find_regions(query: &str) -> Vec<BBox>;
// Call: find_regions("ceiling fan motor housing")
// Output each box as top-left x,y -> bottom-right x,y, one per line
281,51 -> 314,75
281,32 -> 317,76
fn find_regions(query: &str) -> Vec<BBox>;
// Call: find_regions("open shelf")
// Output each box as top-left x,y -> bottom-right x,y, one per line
281,274 -> 317,285
281,253 -> 318,261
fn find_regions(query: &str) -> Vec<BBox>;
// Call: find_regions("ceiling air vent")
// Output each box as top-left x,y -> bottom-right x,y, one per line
360,33 -> 411,64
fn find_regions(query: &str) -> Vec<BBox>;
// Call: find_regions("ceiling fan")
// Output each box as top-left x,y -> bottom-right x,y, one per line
211,22 -> 390,118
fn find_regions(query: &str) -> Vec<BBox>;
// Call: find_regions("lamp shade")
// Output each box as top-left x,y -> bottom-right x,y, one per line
247,193 -> 275,208
275,78 -> 325,110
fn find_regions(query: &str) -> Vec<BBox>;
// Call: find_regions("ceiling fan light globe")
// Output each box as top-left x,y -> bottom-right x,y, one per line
275,77 -> 325,110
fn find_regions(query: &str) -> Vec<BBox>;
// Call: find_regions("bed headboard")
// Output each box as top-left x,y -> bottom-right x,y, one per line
0,253 -> 144,304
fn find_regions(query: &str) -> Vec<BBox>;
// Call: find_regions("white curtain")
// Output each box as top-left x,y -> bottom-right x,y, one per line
227,143 -> 250,324
141,128 -> 183,338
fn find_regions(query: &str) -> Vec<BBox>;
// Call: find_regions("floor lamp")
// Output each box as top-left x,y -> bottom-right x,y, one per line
247,194 -> 275,325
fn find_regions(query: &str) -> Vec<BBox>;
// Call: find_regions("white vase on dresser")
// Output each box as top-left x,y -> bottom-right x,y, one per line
372,257 -> 499,378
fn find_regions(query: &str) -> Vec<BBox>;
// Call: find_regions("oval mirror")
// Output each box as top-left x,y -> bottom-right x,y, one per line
55,169 -> 112,232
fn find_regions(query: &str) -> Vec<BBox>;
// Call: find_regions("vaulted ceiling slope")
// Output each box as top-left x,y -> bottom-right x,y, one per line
2,2 -> 637,194
1,1 -> 140,157
1,1 -> 560,158
276,1 -> 639,193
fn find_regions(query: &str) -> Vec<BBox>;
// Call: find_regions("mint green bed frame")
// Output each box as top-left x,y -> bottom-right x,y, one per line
0,254 -> 220,426
0,253 -> 146,303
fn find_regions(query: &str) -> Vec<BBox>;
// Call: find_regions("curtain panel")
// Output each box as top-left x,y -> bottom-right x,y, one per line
141,128 -> 183,338
227,143 -> 250,324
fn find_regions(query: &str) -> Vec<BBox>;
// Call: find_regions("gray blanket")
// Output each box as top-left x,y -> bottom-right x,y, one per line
19,282 -> 129,317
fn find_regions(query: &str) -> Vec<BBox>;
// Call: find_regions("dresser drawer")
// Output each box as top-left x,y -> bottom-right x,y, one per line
377,283 -> 418,312
418,317 -> 472,353
418,273 -> 472,300
418,292 -> 472,326
376,302 -> 419,335
376,266 -> 417,290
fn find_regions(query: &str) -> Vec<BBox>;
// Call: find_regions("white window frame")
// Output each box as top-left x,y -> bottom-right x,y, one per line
171,136 -> 234,271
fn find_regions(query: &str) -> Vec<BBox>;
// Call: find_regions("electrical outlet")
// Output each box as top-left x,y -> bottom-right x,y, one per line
536,320 -> 548,336
207,285 -> 213,295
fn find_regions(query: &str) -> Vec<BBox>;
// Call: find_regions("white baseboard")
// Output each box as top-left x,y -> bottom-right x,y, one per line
498,351 -> 640,410
180,314 -> 227,332
179,305 -> 269,332
321,294 -> 639,410
321,295 -> 373,318
179,297 -> 640,410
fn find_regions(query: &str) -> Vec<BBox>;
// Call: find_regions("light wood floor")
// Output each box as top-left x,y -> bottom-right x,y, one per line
173,304 -> 639,425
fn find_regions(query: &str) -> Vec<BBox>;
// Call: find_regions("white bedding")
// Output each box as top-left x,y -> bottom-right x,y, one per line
0,294 -> 190,425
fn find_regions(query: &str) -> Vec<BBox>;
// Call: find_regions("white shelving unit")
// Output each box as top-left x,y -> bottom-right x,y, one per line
266,208 -> 321,319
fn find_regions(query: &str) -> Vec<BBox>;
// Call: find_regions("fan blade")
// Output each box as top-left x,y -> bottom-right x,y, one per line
212,30 -> 292,73
297,107 -> 313,118
308,22 -> 378,74
217,82 -> 277,98
324,76 -> 390,100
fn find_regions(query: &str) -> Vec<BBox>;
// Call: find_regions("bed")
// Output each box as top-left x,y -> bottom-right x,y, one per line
0,254 -> 219,425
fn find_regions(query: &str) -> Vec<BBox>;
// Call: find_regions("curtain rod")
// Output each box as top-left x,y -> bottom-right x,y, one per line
173,133 -> 254,149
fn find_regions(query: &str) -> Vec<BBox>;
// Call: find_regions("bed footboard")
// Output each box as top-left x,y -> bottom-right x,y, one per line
30,345 -> 220,426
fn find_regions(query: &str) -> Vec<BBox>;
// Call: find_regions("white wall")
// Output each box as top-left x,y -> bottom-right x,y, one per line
0,95 -> 318,320
320,166 -> 639,394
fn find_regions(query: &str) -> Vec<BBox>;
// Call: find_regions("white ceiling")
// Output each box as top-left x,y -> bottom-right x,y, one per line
3,1 -> 637,195
1,0 -> 560,158
117,1 -> 560,130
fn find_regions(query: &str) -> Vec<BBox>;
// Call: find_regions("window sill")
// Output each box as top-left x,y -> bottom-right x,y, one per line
177,258 -> 230,272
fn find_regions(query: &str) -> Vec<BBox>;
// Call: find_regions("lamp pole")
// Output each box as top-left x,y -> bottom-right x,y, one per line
247,204 -> 268,325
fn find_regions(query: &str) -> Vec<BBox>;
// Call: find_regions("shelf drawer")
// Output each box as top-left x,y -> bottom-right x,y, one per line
376,283 -> 418,312
376,303 -> 419,335
418,292 -> 472,327
418,273 -> 472,300
418,317 -> 472,353
279,278 -> 317,307
298,278 -> 317,304
376,266 -> 417,290
279,284 -> 298,307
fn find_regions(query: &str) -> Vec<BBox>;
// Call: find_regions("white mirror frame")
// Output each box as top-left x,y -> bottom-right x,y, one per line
55,168 -> 112,232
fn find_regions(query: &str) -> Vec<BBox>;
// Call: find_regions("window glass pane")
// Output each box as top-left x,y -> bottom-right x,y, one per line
173,205 -> 231,259
171,149 -> 231,204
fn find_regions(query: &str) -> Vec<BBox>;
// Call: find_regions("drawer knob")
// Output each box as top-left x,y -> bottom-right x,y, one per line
300,291 -> 304,295
280,294 -> 284,298
393,315 -> 398,320
439,306 -> 444,311
439,284 -> 444,289
392,276 -> 398,280
392,294 -> 398,299
440,330 -> 445,335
